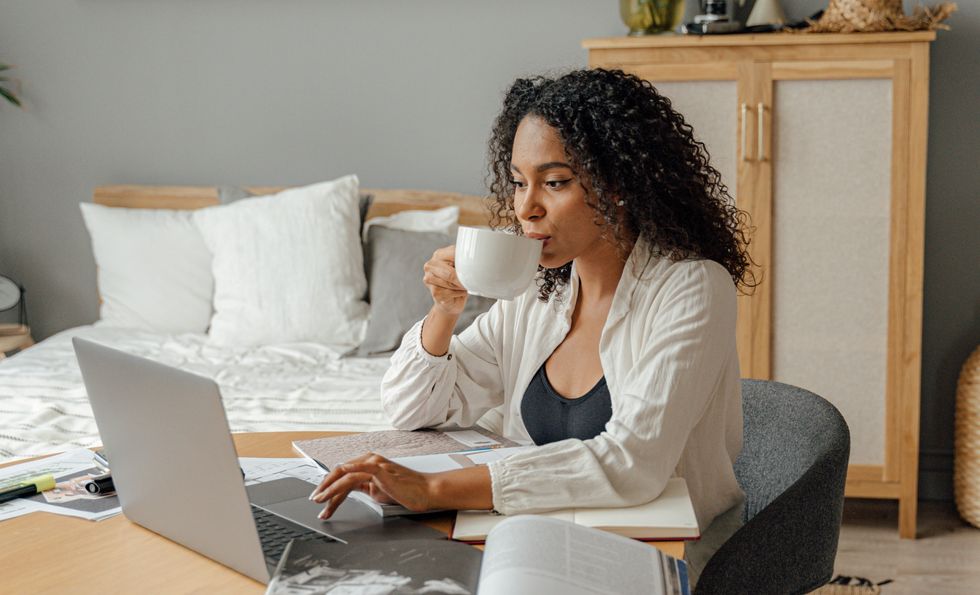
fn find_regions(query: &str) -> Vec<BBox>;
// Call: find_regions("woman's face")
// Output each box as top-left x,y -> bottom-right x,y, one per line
511,116 -> 610,269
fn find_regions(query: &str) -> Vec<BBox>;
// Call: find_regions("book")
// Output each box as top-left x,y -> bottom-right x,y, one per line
451,477 -> 700,543
292,428 -> 520,470
265,516 -> 689,595
292,428 -> 524,518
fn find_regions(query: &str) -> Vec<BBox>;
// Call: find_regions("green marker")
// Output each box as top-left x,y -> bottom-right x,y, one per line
0,474 -> 56,504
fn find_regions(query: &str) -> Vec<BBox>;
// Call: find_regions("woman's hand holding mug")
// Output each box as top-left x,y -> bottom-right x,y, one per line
423,245 -> 468,316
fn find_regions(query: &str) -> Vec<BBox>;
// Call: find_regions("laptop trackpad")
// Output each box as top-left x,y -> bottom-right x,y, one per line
247,477 -> 386,536
247,477 -> 316,506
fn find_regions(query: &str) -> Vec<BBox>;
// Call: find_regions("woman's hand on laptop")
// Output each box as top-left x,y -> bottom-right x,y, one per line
309,452 -> 494,519
310,452 -> 432,519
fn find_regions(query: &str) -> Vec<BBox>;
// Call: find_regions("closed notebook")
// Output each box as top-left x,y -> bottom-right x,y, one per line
452,477 -> 699,543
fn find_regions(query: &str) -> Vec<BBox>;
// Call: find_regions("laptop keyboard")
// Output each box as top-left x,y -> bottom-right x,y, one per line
251,505 -> 336,565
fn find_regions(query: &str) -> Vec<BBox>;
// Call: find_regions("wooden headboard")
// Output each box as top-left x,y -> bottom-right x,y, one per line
92,185 -> 494,227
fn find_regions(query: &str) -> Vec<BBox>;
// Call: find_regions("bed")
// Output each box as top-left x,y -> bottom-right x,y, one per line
0,183 -> 491,461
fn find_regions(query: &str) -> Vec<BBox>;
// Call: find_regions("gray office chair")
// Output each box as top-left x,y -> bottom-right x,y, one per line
695,379 -> 850,595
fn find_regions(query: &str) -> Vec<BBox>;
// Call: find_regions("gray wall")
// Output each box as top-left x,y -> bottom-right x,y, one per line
1,1 -> 976,501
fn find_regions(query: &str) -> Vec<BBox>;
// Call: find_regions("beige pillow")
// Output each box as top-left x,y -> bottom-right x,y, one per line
193,175 -> 368,348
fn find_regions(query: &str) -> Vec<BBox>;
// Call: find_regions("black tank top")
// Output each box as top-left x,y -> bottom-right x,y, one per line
520,362 -> 613,445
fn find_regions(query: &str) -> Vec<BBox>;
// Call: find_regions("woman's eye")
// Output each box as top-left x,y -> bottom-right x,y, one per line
546,179 -> 571,189
510,179 -> 526,189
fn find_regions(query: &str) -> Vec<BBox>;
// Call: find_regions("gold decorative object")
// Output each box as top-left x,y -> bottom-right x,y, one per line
619,0 -> 685,35
803,0 -> 957,33
747,0 -> 787,27
955,345 -> 980,529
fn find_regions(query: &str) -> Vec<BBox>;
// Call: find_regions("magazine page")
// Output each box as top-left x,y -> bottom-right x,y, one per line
479,516 -> 688,595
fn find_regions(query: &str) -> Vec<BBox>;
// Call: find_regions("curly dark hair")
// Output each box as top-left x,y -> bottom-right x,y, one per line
485,68 -> 756,302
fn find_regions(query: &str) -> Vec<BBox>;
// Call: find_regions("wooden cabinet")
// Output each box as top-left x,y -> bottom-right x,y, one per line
584,32 -> 934,538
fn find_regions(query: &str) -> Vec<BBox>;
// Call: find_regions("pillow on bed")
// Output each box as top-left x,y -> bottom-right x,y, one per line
193,175 -> 369,347
358,225 -> 494,356
360,204 -> 459,242
80,203 -> 214,333
218,185 -> 375,229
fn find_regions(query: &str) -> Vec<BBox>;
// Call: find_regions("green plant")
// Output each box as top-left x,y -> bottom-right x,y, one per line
0,63 -> 22,107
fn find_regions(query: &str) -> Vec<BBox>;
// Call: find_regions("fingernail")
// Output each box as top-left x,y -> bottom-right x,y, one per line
309,490 -> 318,501
318,510 -> 327,520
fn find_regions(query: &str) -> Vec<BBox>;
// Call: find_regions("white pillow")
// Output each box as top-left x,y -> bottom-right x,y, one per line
360,205 -> 460,242
79,203 -> 214,333
193,175 -> 369,347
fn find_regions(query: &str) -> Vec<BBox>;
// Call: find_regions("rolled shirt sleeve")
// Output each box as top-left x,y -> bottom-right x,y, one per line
380,303 -> 507,430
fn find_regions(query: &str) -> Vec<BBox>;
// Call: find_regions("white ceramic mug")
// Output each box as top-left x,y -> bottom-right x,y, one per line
455,226 -> 543,300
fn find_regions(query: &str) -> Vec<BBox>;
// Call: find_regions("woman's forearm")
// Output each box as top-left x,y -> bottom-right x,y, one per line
421,306 -> 460,357
427,465 -> 493,511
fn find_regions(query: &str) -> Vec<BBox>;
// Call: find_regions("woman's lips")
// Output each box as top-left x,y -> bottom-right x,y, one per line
525,233 -> 551,249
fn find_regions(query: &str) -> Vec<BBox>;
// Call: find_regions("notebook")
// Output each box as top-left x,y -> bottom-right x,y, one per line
451,477 -> 700,543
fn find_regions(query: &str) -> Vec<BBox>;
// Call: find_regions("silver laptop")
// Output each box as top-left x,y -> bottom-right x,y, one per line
73,337 -> 432,583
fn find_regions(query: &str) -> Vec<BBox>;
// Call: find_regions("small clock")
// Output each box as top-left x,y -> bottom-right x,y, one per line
0,275 -> 27,325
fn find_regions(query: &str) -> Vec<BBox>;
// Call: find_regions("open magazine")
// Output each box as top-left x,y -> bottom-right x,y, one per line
266,515 -> 688,595
480,516 -> 689,595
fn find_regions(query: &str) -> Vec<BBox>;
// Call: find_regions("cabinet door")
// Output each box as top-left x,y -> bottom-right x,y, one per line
591,63 -> 764,375
638,80 -> 757,362
649,81 -> 740,206
770,77 -> 894,469
652,76 -> 769,379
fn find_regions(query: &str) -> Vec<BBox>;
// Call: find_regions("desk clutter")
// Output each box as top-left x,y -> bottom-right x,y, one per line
0,449 -> 121,522
2,430 -> 696,593
0,450 -> 330,524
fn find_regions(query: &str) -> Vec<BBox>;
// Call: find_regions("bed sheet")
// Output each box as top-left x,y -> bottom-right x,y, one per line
0,325 -> 395,461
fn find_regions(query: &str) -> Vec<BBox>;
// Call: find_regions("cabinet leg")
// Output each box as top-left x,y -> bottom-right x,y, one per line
899,493 -> 918,539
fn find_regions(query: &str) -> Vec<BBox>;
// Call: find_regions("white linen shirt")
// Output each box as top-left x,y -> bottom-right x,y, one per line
380,240 -> 744,531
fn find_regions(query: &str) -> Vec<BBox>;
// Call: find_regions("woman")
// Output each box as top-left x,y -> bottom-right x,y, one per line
312,68 -> 755,581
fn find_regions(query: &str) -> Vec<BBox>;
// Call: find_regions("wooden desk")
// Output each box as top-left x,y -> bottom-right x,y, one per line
0,432 -> 685,593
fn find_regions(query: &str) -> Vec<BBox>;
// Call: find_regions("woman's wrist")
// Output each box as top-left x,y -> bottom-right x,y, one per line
421,307 -> 460,357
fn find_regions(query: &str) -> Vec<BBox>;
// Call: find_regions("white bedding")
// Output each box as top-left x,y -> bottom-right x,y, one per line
0,325 -> 395,461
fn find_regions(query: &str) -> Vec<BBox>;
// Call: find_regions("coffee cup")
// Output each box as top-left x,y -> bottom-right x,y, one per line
454,226 -> 543,300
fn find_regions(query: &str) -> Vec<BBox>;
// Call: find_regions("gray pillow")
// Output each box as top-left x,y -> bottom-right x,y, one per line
358,226 -> 494,356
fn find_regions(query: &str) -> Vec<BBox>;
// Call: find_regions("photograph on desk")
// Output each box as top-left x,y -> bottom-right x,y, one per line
266,537 -> 482,595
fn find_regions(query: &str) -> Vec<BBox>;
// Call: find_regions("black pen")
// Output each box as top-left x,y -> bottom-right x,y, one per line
84,473 -> 115,495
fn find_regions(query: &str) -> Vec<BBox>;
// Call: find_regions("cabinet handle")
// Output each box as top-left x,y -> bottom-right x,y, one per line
757,102 -> 766,162
740,103 -> 749,162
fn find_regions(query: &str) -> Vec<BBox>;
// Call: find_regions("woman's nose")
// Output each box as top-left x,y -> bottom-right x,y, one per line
515,186 -> 544,222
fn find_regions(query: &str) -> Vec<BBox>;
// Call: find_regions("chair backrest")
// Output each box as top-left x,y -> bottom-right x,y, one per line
695,380 -> 850,595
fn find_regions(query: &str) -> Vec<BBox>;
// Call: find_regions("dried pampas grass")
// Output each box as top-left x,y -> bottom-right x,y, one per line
802,0 -> 957,33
